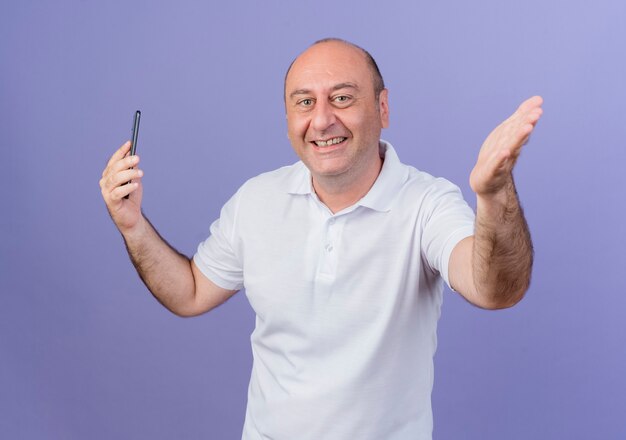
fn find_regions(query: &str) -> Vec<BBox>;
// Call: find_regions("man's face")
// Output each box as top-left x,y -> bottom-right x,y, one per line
285,42 -> 389,183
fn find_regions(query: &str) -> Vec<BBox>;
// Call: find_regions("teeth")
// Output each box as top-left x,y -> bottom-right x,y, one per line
315,137 -> 346,147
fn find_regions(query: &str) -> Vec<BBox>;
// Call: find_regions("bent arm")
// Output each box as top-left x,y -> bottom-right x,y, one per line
100,141 -> 237,317
449,96 -> 542,309
122,215 -> 237,317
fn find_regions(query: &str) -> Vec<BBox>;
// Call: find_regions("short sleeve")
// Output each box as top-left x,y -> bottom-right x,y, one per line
420,178 -> 475,289
193,187 -> 245,291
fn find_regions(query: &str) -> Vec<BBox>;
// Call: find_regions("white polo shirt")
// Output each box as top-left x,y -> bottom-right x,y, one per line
194,141 -> 475,440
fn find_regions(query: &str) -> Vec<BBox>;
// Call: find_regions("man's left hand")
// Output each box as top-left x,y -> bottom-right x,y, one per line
469,96 -> 543,197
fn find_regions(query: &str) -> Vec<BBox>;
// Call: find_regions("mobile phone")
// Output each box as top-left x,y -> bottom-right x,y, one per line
130,110 -> 141,155
124,110 -> 141,199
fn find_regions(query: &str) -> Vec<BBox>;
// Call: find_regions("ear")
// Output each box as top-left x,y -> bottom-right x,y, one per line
378,88 -> 389,128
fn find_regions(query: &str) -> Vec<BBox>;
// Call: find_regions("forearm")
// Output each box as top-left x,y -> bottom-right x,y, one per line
121,214 -> 198,316
472,178 -> 533,308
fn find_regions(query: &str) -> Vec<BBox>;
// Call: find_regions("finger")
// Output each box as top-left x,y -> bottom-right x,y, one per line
526,114 -> 541,128
513,123 -> 534,146
109,168 -> 144,189
110,181 -> 140,201
106,141 -> 132,168
100,167 -> 143,198
527,108 -> 543,125
103,154 -> 140,179
518,95 -> 543,113
529,95 -> 543,106
503,96 -> 543,125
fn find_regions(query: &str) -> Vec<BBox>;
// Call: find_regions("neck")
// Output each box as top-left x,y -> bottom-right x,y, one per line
313,152 -> 383,214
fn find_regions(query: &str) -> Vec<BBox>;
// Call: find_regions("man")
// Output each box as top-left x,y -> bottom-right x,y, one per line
100,38 -> 542,439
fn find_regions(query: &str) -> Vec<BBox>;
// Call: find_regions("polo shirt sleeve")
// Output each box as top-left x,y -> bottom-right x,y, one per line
193,187 -> 245,291
421,178 -> 475,289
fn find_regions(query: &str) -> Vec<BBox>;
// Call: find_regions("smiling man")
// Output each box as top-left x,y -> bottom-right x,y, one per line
285,41 -> 389,214
100,38 -> 542,439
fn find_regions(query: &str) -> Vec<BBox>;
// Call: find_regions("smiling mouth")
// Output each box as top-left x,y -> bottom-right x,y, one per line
312,137 -> 347,147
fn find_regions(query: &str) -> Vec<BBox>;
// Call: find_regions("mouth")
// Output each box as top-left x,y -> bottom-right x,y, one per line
311,137 -> 347,148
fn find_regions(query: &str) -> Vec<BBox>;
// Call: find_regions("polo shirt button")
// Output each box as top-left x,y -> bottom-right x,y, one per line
329,218 -> 335,225
326,244 -> 333,252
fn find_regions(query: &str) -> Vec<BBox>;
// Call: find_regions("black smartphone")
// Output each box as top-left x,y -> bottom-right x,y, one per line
124,110 -> 141,199
130,110 -> 141,155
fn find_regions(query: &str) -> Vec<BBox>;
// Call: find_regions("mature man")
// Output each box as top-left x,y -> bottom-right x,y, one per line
100,38 -> 542,439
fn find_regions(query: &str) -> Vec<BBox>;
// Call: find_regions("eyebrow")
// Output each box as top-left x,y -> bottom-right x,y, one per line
289,82 -> 360,99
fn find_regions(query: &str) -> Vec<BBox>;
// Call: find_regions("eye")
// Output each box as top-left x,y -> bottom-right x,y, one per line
298,98 -> 314,107
332,95 -> 352,106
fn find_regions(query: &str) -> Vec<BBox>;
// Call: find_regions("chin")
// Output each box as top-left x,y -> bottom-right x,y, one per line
307,158 -> 352,177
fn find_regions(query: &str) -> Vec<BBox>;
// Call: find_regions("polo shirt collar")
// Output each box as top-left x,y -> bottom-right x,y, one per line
285,161 -> 314,195
285,140 -> 408,212
357,140 -> 408,212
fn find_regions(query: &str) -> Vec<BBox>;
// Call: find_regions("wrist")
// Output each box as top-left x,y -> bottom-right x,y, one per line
475,180 -> 519,223
120,213 -> 150,244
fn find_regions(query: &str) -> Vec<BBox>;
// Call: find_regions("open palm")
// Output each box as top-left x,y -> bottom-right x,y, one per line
470,96 -> 543,196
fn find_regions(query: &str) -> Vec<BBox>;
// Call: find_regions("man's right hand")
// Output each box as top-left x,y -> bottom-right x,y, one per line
99,141 -> 144,234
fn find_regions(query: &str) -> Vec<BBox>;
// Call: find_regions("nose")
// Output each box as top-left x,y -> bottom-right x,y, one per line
310,100 -> 337,133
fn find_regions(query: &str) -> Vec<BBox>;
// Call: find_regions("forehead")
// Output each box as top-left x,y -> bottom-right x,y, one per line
285,42 -> 372,94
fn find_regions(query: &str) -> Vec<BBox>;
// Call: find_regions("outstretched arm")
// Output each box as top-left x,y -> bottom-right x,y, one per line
99,141 -> 237,316
449,96 -> 543,309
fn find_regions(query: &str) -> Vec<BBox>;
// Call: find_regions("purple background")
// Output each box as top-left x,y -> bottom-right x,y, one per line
2,1 -> 625,438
